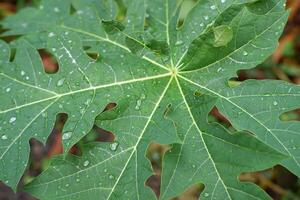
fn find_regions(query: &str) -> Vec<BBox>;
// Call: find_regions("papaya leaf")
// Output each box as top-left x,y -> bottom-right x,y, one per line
1,0 -> 298,199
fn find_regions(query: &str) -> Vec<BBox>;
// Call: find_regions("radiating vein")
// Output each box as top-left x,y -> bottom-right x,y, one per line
175,76 -> 232,200
28,147 -> 134,187
106,77 -> 173,200
178,74 -> 300,168
60,25 -> 170,71
0,98 -> 59,160
0,73 -> 58,95
180,12 -> 287,73
0,73 -> 171,114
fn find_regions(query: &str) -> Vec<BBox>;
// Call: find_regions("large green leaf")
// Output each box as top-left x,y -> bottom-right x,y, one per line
1,0 -> 299,199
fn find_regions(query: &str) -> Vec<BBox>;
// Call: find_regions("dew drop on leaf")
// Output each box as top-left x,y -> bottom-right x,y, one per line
109,175 -> 114,180
109,142 -> 119,151
9,117 -> 16,124
1,135 -> 8,140
135,99 -> 142,110
83,160 -> 90,167
175,40 -> 183,46
62,132 -> 72,140
273,101 -> 278,106
217,67 -> 224,73
204,193 -> 210,197
6,88 -> 11,93
243,51 -> 248,56
48,32 -> 55,37
57,78 -> 66,87
141,94 -> 146,100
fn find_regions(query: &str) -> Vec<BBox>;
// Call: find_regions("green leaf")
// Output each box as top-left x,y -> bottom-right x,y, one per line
1,0 -> 298,199
213,25 -> 233,47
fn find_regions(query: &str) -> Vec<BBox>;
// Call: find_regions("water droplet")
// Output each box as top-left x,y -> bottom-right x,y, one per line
175,40 -> 183,46
135,99 -> 142,110
273,101 -> 278,106
110,142 -> 119,151
204,193 -> 210,197
109,175 -> 114,180
57,78 -> 65,87
217,67 -> 224,73
221,0 -> 226,3
48,32 -> 55,37
204,16 -> 209,20
54,7 -> 60,12
83,160 -> 90,167
6,88 -> 11,93
62,132 -> 72,140
65,184 -> 69,187
9,117 -> 16,124
243,51 -> 248,56
210,5 -> 216,10
21,71 -> 25,76
192,164 -> 196,168
76,178 -> 80,182
141,94 -> 146,100
1,135 -> 8,140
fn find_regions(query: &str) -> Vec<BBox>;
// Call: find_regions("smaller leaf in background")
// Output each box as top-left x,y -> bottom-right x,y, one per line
213,25 -> 233,47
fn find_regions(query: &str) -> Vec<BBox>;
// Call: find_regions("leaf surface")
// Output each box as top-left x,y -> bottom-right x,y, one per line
0,0 -> 299,199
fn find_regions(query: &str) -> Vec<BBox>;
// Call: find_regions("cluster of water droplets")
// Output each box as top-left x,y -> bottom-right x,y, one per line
135,93 -> 146,111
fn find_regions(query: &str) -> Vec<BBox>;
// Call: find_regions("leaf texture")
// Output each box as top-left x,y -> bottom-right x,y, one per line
0,0 -> 299,199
